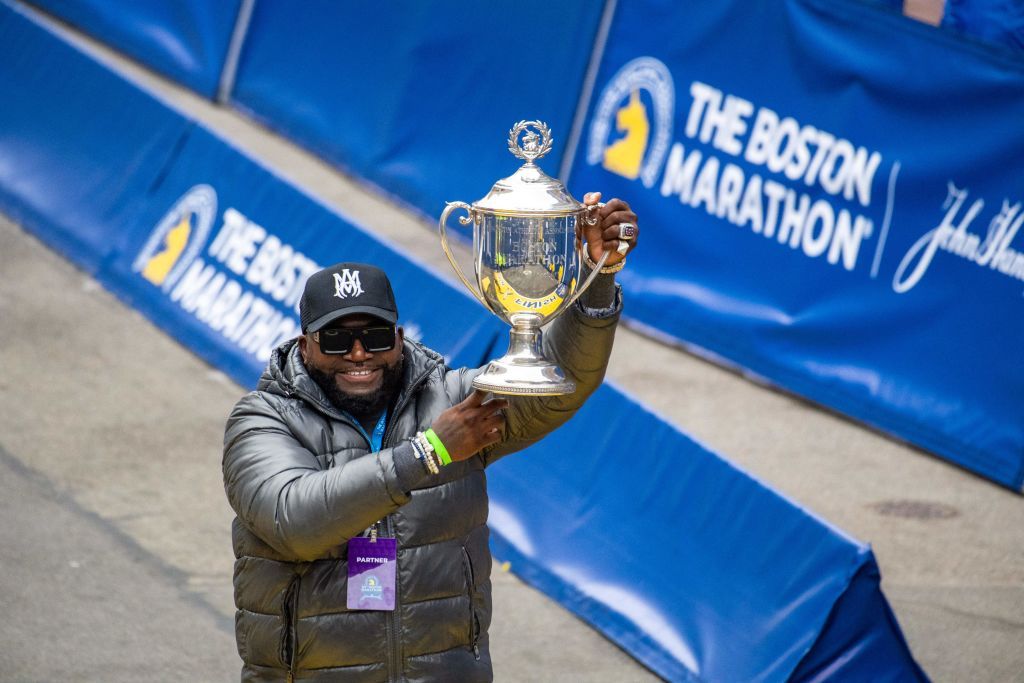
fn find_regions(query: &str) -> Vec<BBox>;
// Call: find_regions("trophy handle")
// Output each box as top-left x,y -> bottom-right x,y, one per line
563,245 -> 610,311
561,203 -> 610,310
439,201 -> 490,310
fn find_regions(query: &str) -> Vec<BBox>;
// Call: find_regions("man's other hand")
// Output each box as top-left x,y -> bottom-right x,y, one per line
430,390 -> 508,462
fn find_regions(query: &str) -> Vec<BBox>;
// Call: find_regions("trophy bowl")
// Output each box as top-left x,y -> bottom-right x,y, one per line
440,121 -> 608,395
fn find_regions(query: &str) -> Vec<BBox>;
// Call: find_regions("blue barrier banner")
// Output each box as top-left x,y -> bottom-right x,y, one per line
229,1 -> 602,222
23,0 -> 242,97
488,382 -> 926,682
568,0 -> 1024,490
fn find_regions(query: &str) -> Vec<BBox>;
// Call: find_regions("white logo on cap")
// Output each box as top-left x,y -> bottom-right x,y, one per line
333,269 -> 364,299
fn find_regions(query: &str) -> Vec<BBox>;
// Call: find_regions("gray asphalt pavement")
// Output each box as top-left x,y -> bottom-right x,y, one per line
2,6 -> 1023,682
0,446 -> 237,682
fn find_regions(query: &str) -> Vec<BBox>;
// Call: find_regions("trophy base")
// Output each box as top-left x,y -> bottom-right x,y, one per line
472,313 -> 576,395
472,358 -> 576,396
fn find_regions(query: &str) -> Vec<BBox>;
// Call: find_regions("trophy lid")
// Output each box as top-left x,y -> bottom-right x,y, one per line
474,121 -> 582,215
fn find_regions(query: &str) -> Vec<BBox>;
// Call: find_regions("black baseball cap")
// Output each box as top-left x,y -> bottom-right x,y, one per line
299,262 -> 399,333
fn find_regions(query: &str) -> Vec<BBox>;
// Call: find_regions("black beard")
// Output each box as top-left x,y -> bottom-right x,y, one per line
306,358 -> 404,421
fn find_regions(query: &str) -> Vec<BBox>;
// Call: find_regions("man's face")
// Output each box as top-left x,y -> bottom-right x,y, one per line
299,314 -> 405,418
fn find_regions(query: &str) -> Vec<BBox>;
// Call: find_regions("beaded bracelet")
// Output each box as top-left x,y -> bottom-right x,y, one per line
410,435 -> 439,475
415,431 -> 443,473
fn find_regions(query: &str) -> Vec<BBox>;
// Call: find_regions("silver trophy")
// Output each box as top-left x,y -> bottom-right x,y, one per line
440,120 -> 609,395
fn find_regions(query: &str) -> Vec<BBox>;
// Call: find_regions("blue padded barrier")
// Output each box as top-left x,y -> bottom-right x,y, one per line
0,3 -> 927,680
23,0 -> 242,97
567,0 -> 1024,491
789,560 -> 927,682
487,382 -> 927,682
228,1 -> 603,224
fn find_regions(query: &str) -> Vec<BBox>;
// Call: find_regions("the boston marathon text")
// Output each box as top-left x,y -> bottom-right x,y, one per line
661,82 -> 884,271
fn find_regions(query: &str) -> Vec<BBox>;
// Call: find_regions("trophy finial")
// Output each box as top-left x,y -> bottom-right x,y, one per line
508,120 -> 553,163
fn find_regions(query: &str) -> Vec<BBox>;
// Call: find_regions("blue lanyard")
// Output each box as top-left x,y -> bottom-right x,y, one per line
370,412 -> 388,452
348,411 -> 388,451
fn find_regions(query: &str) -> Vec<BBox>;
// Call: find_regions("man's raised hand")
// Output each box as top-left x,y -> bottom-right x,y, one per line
581,192 -> 640,268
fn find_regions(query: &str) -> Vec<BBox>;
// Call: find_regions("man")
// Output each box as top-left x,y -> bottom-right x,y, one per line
223,193 -> 639,682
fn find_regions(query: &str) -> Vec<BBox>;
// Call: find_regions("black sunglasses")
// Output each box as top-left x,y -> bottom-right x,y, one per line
316,324 -> 397,354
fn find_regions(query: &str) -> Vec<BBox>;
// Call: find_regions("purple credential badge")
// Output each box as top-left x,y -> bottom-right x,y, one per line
347,537 -> 397,611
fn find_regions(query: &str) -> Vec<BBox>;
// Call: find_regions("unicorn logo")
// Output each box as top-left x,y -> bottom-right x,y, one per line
134,185 -> 217,291
333,269 -> 364,299
603,90 -> 650,180
587,57 -> 674,188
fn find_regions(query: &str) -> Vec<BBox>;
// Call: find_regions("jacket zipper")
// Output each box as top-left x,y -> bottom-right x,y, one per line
331,362 -> 431,682
385,514 -> 402,682
378,371 -> 430,683
282,574 -> 301,682
461,546 -> 481,660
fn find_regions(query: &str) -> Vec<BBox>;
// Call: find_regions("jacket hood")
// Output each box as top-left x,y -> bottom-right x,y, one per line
258,337 -> 447,417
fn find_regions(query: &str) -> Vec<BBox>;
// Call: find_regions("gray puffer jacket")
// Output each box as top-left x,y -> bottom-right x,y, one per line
223,295 -> 619,682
